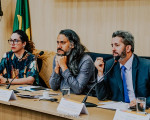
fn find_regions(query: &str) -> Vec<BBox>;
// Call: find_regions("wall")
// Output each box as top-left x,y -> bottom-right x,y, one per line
0,0 -> 16,58
0,0 -> 150,58
29,0 -> 150,56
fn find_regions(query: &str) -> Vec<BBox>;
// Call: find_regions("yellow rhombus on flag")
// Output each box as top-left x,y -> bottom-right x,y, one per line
13,0 -> 31,41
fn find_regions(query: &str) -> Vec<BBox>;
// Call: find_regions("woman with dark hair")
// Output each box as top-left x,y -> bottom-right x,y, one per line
50,29 -> 95,95
0,30 -> 39,85
13,30 -> 35,53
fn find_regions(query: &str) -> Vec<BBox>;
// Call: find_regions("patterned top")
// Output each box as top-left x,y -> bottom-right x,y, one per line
0,51 -> 39,85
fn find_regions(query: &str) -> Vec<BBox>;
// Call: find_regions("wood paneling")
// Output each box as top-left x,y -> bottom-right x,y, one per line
29,0 -> 150,56
0,103 -> 68,120
0,0 -> 16,58
0,0 -> 150,58
0,85 -> 116,120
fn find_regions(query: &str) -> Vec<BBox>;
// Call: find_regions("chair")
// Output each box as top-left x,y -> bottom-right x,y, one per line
33,49 -> 56,88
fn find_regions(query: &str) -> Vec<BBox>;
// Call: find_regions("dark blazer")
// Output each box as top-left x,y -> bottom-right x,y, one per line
96,54 -> 150,107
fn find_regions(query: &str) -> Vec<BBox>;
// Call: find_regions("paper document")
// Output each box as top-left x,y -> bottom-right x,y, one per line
99,101 -> 116,105
113,109 -> 149,120
98,102 -> 129,110
17,86 -> 49,92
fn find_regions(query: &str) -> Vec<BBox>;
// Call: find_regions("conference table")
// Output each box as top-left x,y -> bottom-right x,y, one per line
0,85 -> 149,120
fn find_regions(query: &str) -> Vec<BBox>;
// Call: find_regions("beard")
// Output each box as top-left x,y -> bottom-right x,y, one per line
120,48 -> 126,59
113,47 -> 126,59
57,47 -> 72,56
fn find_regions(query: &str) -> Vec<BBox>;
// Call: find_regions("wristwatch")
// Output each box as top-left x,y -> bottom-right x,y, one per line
5,79 -> 9,84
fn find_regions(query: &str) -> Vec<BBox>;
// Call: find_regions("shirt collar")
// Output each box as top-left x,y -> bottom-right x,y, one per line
120,54 -> 134,70
13,50 -> 28,61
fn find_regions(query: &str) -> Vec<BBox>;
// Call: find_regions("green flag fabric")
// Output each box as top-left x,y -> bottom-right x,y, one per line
13,0 -> 31,40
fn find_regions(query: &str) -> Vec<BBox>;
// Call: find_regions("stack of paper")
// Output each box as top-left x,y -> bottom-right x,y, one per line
113,109 -> 149,120
17,86 -> 49,92
98,101 -> 129,110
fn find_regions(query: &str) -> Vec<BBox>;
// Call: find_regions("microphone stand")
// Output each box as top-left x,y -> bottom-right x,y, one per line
6,74 -> 19,89
6,74 -> 20,93
82,56 -> 120,107
6,51 -> 44,91
6,60 -> 34,93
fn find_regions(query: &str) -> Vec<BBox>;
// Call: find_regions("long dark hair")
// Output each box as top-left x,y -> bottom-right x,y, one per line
59,29 -> 86,76
13,30 -> 35,53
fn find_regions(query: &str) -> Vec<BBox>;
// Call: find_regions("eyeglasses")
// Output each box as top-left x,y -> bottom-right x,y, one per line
8,39 -> 22,44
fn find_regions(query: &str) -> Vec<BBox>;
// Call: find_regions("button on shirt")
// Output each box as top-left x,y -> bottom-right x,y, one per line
120,54 -> 135,101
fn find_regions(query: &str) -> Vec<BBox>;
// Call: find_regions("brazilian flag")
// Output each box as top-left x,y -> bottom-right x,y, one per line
13,0 -> 31,41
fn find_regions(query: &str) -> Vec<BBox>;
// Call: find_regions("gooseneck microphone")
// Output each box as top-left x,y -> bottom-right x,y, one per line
6,51 -> 44,90
35,51 -> 44,72
82,56 -> 120,107
6,74 -> 20,89
0,0 -> 3,17
36,51 -> 44,58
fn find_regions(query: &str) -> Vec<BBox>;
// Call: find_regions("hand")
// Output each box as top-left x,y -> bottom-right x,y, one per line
130,99 -> 136,107
94,57 -> 105,77
56,55 -> 68,72
55,57 -> 60,74
0,75 -> 7,84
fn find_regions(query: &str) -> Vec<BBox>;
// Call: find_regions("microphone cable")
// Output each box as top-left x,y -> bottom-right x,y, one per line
82,56 -> 120,107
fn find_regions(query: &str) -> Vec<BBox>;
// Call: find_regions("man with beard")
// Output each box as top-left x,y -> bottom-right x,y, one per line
95,30 -> 150,107
49,29 -> 95,95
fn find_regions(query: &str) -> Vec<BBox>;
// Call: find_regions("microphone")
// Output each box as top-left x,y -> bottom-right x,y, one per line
36,51 -> 44,58
6,51 -> 44,90
35,51 -> 44,72
82,56 -> 120,107
0,0 -> 3,16
0,0 -> 3,21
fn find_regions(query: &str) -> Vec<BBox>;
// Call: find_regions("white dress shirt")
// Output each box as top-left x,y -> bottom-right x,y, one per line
120,54 -> 136,101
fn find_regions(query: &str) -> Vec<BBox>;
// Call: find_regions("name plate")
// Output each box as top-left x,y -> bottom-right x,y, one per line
0,89 -> 16,102
57,98 -> 88,117
113,109 -> 149,120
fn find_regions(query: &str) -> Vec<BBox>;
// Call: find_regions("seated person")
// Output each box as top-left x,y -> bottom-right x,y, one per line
94,30 -> 150,107
49,29 -> 95,95
0,30 -> 39,85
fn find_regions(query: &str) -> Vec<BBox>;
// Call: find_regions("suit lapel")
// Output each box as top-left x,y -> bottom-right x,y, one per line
132,55 -> 138,92
114,63 -> 124,95
112,54 -> 139,98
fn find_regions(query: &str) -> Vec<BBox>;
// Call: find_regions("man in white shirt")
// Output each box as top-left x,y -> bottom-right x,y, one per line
95,30 -> 150,107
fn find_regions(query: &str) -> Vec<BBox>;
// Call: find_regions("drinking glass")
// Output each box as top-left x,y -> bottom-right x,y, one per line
62,87 -> 70,99
136,97 -> 146,114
